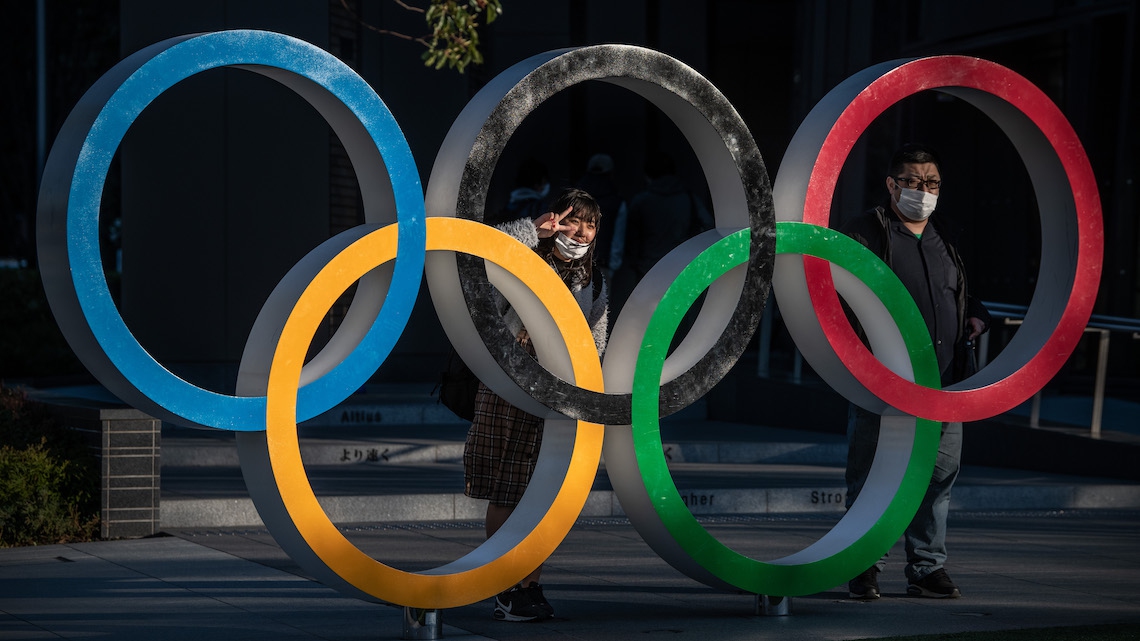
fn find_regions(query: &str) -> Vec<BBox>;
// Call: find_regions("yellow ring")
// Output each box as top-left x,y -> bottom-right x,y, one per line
264,217 -> 604,608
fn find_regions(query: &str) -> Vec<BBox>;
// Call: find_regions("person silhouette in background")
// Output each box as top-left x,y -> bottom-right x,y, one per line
610,150 -> 712,328
575,153 -> 628,281
488,157 -> 550,227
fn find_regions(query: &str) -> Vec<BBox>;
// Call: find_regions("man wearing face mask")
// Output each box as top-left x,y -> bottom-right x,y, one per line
840,144 -> 990,601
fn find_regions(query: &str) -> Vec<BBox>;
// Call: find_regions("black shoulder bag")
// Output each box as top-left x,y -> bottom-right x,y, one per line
438,350 -> 479,422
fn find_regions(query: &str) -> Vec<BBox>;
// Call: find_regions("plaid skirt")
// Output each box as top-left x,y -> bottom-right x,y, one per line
463,381 -> 544,508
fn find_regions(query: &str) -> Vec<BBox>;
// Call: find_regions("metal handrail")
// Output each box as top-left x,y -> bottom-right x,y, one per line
982,301 -> 1140,333
978,301 -> 1139,439
756,297 -> 1140,439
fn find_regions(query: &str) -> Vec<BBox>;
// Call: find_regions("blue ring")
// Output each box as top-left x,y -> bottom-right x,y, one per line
55,30 -> 424,430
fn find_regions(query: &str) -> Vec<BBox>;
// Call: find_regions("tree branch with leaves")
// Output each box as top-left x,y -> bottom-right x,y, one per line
339,0 -> 502,73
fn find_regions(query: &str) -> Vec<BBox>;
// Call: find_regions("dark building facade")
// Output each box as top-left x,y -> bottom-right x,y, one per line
6,0 -> 1136,388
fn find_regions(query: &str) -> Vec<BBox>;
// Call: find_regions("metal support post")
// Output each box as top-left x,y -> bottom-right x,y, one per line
757,294 -> 773,378
402,607 -> 442,640
977,332 -> 990,369
1090,328 -> 1110,439
755,594 -> 792,616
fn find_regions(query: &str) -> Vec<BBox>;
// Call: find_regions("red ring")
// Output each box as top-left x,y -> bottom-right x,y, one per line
803,56 -> 1102,422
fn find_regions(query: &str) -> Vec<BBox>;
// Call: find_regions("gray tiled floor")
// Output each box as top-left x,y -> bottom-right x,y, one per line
6,510 -> 1134,640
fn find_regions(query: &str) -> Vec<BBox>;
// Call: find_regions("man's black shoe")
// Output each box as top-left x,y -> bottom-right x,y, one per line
907,568 -> 962,598
848,567 -> 880,600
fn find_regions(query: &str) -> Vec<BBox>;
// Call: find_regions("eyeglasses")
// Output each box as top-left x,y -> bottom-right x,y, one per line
893,176 -> 942,190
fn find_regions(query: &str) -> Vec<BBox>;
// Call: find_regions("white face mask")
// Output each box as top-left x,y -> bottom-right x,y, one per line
895,186 -> 938,221
554,232 -> 591,260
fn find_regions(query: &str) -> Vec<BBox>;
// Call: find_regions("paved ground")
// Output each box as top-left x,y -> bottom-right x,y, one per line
5,383 -> 1140,639
2,510 -> 1139,640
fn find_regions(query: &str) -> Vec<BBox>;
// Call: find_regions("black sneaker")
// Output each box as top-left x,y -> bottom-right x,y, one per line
526,582 -> 555,618
848,566 -> 880,600
493,584 -> 550,622
907,568 -> 962,598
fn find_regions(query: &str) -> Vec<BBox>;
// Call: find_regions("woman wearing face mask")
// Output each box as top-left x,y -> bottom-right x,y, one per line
462,187 -> 608,623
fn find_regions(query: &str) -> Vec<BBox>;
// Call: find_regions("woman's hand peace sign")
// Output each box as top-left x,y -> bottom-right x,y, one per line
534,206 -> 575,239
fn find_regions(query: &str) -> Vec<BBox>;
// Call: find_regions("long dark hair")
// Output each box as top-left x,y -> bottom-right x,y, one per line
536,187 -> 602,289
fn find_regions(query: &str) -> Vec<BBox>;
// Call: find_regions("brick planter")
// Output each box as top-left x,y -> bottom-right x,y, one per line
36,395 -> 161,539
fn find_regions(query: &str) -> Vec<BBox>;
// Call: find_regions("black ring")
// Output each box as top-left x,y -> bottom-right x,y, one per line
442,45 -> 774,424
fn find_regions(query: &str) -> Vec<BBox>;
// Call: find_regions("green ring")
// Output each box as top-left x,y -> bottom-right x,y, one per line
630,221 -> 942,595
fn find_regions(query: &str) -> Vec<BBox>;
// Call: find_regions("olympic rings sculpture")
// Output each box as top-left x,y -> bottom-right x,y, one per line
37,30 -> 1101,607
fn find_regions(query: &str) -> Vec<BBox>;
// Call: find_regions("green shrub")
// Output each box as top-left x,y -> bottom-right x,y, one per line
0,387 -> 100,546
0,440 -> 99,546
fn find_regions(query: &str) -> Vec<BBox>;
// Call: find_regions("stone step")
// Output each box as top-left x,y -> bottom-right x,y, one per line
159,482 -> 1140,529
160,438 -> 848,467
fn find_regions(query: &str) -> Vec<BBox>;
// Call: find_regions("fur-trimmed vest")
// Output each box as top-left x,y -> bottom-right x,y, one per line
495,217 -> 609,355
